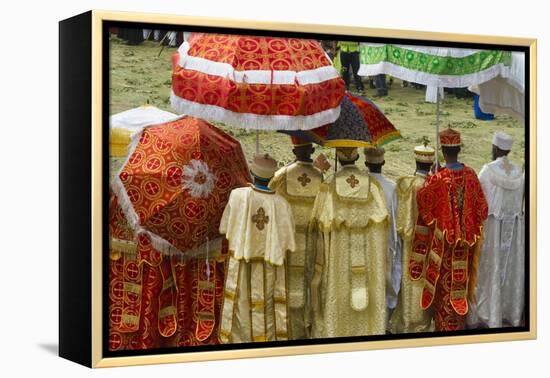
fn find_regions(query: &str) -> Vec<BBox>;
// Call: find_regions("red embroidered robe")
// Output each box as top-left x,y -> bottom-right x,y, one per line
108,195 -> 227,351
409,166 -> 488,331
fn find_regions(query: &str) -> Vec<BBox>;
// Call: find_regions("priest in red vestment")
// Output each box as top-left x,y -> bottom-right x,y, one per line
409,128 -> 488,331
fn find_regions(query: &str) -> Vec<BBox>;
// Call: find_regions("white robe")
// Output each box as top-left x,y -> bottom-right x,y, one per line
468,156 -> 525,328
369,172 -> 402,310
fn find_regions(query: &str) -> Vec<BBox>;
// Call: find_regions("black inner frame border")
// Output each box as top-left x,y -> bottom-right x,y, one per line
102,19 -> 531,359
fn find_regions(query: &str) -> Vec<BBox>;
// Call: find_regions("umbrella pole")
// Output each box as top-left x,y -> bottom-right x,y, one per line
435,87 -> 441,167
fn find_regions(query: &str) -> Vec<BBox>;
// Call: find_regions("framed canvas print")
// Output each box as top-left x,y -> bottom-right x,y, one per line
59,10 -> 537,368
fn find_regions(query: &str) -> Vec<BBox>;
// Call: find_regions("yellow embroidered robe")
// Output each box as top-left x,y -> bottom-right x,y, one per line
310,165 -> 389,337
269,161 -> 323,339
218,185 -> 296,343
389,174 -> 435,333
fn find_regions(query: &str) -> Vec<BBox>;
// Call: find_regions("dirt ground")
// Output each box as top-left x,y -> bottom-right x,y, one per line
109,36 -> 525,181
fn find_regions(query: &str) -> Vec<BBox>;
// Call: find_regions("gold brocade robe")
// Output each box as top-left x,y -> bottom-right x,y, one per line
218,185 -> 296,343
269,161 -> 323,339
309,165 -> 389,337
389,174 -> 435,334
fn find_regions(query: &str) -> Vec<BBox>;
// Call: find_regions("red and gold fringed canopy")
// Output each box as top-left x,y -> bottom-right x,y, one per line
111,116 -> 251,258
345,93 -> 401,146
170,33 -> 346,131
280,92 -> 401,147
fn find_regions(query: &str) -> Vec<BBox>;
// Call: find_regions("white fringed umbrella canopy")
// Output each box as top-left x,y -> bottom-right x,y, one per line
170,33 -> 346,132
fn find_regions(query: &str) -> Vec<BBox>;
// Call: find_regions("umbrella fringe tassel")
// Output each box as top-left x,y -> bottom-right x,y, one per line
170,91 -> 342,131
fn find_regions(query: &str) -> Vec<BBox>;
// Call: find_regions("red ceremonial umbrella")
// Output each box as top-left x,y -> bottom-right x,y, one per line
170,33 -> 346,131
111,116 -> 251,258
344,92 -> 401,146
280,92 -> 401,147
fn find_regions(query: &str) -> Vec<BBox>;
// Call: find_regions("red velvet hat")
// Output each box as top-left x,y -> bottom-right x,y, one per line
439,127 -> 461,147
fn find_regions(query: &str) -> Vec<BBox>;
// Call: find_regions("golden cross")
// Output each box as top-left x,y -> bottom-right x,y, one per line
297,173 -> 311,187
346,174 -> 359,188
252,207 -> 269,231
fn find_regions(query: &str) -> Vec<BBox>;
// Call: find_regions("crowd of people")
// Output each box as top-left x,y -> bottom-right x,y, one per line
217,128 -> 525,342
107,33 -> 526,348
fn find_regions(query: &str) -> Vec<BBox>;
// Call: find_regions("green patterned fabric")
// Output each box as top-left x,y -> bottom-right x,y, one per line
359,44 -> 511,77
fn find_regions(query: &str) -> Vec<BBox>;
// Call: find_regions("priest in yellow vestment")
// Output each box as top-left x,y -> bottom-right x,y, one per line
269,137 -> 323,339
389,142 -> 436,334
310,147 -> 390,337
219,154 -> 296,343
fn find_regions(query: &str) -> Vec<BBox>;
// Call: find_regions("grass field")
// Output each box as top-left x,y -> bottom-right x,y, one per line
109,36 -> 525,181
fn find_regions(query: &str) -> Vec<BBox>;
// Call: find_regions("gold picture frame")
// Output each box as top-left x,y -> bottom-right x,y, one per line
59,9 -> 537,368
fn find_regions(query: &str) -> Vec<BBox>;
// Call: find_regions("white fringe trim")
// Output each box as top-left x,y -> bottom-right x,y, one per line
177,41 -> 340,85
170,90 -> 341,130
357,61 -> 511,88
110,122 -> 223,260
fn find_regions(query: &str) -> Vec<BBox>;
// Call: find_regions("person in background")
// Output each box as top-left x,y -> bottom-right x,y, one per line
309,147 -> 389,337
468,132 -> 525,329
409,128 -> 488,332
389,141 -> 436,333
337,41 -> 364,93
219,154 -> 296,343
269,137 -> 324,339
374,74 -> 388,97
473,94 -> 496,120
321,40 -> 337,61
364,147 -> 401,322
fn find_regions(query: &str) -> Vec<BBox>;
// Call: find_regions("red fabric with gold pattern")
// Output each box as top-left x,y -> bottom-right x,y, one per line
194,259 -> 218,342
109,193 -> 231,350
416,166 -> 487,246
158,258 -> 177,337
185,33 -> 333,72
108,195 -> 142,334
110,117 -> 249,350
170,34 -> 346,129
433,243 -> 467,331
172,66 -> 345,118
346,93 -> 401,146
109,263 -> 164,351
165,242 -> 228,347
420,235 -> 444,309
439,127 -> 461,146
117,116 -> 251,255
133,262 -> 164,349
109,194 -> 167,350
136,233 -> 163,267
409,215 -> 432,281
450,242 -> 469,315
410,166 -> 488,327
